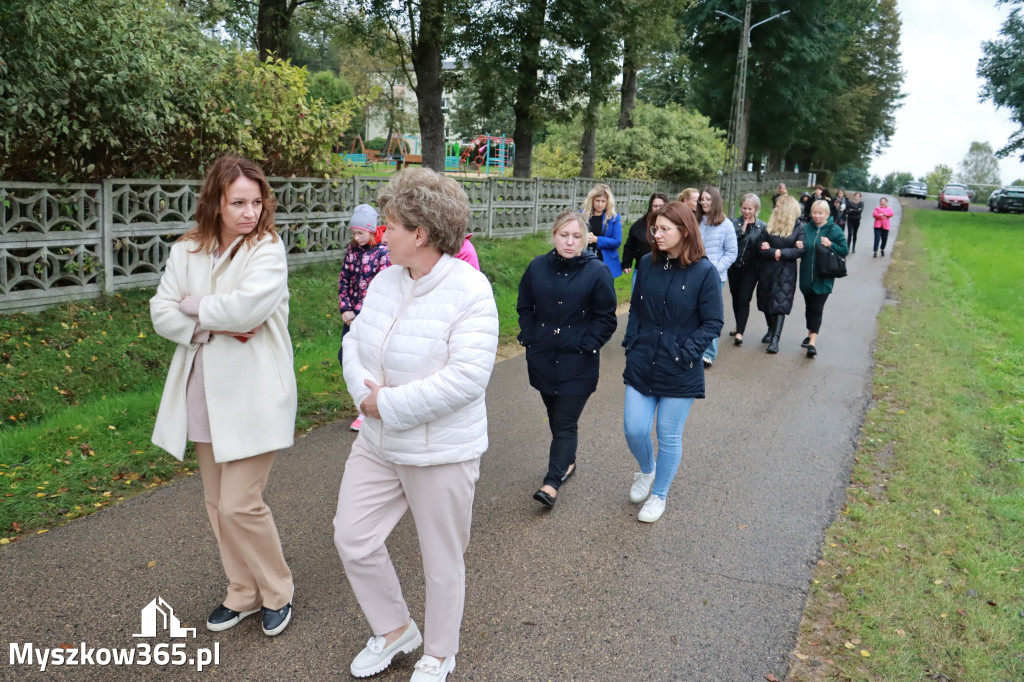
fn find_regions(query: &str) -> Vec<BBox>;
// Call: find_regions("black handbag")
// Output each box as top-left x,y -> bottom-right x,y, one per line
815,241 -> 847,279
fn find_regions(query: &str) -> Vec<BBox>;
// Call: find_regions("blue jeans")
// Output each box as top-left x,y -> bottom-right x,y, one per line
703,281 -> 725,361
623,385 -> 694,499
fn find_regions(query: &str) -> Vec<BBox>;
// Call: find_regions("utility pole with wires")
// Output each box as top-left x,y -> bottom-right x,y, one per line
717,0 -> 789,214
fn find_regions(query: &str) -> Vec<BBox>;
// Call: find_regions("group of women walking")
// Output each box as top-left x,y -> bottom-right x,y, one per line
149,157 -> 879,681
518,183 -> 722,526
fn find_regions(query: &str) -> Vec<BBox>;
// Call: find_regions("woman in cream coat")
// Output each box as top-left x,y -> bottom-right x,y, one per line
151,155 -> 297,637
334,168 -> 499,682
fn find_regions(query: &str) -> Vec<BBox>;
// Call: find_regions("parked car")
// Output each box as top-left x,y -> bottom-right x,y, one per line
898,181 -> 928,199
989,186 -> 1024,213
938,183 -> 970,211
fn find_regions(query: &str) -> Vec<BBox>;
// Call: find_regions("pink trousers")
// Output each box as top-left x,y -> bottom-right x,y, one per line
333,436 -> 480,658
196,445 -> 293,612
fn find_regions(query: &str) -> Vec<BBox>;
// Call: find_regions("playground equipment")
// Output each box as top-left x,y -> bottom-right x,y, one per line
460,135 -> 515,175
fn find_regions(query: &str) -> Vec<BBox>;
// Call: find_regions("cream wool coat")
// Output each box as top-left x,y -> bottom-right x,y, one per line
343,254 -> 499,466
150,235 -> 297,463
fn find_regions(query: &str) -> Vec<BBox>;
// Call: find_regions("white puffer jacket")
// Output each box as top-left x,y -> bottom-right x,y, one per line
343,254 -> 499,466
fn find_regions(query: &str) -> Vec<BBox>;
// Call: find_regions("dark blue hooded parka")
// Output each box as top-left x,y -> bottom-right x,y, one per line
517,250 -> 618,396
622,253 -> 724,398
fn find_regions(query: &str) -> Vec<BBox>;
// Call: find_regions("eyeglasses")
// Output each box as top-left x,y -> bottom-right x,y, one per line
649,225 -> 678,236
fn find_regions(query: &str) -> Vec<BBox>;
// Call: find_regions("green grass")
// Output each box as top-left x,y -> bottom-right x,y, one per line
789,209 -> 1024,681
0,232 -> 628,540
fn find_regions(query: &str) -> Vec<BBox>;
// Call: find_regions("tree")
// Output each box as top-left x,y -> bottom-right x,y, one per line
923,163 -> 953,196
0,0 -> 356,181
957,141 -> 1001,200
308,71 -> 354,106
614,0 -> 686,130
979,0 -> 1024,161
877,171 -> 914,195
181,0 -> 335,61
458,0 -> 568,177
833,162 -> 871,192
551,0 -> 620,177
353,0 -> 471,170
533,102 -> 725,182
678,0 -> 903,172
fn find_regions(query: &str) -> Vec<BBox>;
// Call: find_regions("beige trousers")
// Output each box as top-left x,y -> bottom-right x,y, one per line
196,445 -> 293,612
333,436 -> 480,658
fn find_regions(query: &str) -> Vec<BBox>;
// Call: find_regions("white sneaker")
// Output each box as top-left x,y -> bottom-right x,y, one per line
350,620 -> 423,678
638,495 -> 666,523
629,471 -> 656,503
410,654 -> 456,682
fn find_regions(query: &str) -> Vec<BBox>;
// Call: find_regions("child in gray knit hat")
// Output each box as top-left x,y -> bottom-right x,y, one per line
337,204 -> 390,431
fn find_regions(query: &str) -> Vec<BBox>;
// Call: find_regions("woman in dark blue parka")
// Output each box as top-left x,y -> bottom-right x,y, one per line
622,202 -> 724,523
518,212 -> 618,508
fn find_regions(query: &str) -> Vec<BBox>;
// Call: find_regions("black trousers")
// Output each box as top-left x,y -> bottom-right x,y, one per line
873,227 -> 889,253
727,263 -> 758,334
802,291 -> 830,334
540,392 -> 591,490
847,217 -> 861,250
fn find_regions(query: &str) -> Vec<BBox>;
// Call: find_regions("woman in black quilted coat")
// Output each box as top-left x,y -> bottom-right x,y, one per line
755,195 -> 806,354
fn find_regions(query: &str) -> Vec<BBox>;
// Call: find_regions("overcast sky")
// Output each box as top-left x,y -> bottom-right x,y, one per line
869,0 -> 1024,185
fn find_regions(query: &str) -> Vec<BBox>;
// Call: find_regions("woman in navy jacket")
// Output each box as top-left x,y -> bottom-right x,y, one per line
518,212 -> 618,507
622,202 -> 724,523
581,183 -> 623,277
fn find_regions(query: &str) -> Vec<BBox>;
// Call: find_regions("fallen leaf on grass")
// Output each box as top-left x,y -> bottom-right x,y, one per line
764,675 -> 780,682
933,509 -> 941,515
956,608 -> 967,617
844,642 -> 855,649
793,652 -> 808,661
895,629 -> 906,636
860,650 -> 870,657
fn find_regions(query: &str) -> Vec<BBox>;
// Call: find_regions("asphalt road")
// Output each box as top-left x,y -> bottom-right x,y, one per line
899,195 -> 987,212
0,195 -> 900,681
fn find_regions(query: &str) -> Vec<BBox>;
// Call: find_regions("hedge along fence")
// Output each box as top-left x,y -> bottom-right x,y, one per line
0,171 -> 805,314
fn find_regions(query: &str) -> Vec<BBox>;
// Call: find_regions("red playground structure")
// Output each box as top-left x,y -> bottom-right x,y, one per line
460,135 -> 515,174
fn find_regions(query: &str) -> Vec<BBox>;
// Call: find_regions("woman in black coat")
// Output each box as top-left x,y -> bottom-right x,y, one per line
755,195 -> 806,354
621,202 -> 723,524
518,212 -> 618,508
845,192 -> 864,253
622,192 -> 668,282
727,192 -> 766,345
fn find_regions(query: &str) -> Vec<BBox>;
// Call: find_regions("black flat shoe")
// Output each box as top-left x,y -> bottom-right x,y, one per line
801,337 -> 810,348
262,602 -> 292,636
806,344 -> 817,358
207,604 -> 260,632
533,489 -> 556,507
728,330 -> 738,337
560,463 -> 576,483
733,335 -> 743,346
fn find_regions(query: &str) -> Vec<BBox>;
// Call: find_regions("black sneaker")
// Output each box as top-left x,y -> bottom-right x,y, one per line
207,604 -> 259,632
262,602 -> 292,636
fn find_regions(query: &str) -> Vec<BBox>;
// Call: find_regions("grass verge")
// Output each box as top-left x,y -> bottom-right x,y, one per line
788,208 -> 1024,680
0,232 -> 628,542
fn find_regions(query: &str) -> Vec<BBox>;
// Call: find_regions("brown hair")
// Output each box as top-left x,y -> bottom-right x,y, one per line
376,167 -> 470,256
182,155 -> 278,257
696,186 -> 726,226
649,202 -> 705,267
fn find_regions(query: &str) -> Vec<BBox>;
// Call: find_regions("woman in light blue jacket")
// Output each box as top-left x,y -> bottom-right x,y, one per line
581,183 -> 623,277
695,186 -> 737,367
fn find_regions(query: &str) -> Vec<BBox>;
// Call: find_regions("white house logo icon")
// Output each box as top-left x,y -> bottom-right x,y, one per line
133,597 -> 196,638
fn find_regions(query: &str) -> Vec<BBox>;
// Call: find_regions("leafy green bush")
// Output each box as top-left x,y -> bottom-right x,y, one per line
533,102 -> 725,181
0,0 -> 357,181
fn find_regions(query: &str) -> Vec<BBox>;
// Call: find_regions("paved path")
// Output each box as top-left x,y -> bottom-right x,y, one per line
0,196 -> 900,681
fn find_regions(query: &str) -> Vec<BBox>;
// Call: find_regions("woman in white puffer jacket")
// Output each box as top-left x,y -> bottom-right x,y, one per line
334,168 -> 499,682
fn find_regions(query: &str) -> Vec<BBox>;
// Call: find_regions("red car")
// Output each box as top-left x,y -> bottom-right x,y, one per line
938,183 -> 970,211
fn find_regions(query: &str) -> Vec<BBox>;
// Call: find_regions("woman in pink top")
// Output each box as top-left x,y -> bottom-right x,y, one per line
872,197 -> 894,257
